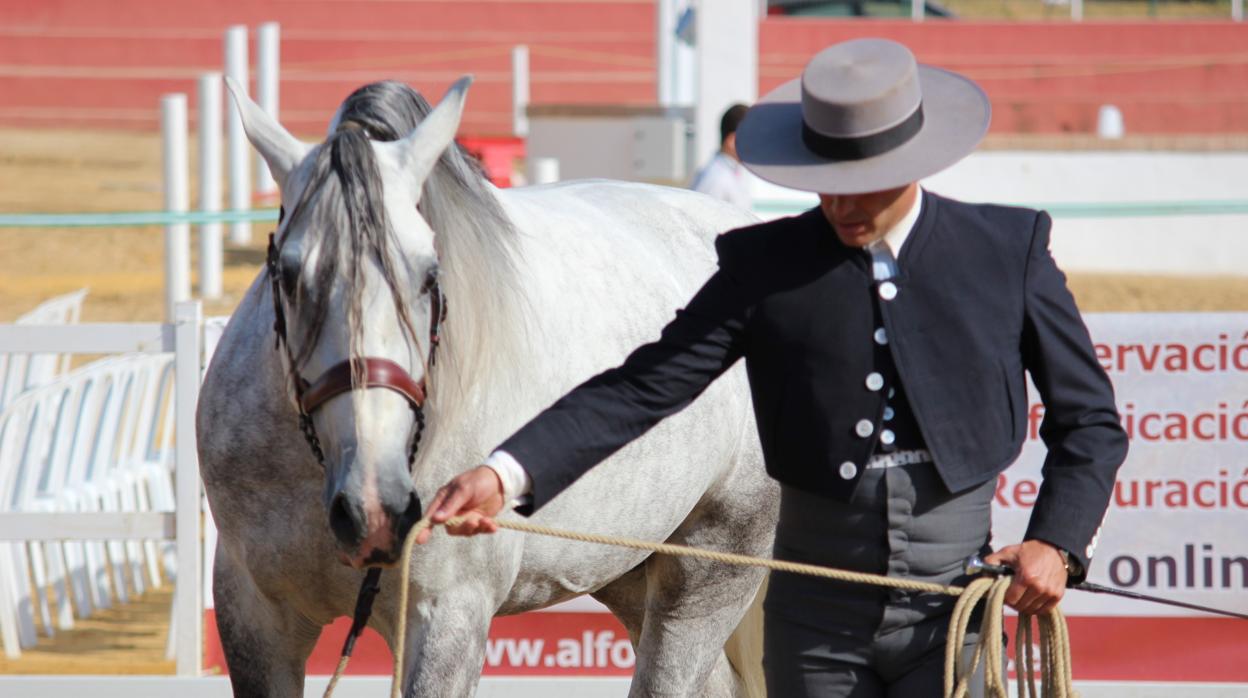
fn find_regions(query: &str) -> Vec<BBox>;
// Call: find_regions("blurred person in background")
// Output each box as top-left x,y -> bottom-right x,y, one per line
690,103 -> 753,210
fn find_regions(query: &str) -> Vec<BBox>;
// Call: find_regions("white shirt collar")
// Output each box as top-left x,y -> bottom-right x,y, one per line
871,187 -> 923,261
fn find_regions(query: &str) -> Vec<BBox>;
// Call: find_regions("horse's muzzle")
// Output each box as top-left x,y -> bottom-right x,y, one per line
331,489 -> 423,568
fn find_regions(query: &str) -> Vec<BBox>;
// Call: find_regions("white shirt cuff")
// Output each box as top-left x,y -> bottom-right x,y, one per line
483,449 -> 534,509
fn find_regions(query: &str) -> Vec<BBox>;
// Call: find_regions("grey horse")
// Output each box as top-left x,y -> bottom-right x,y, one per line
197,76 -> 777,697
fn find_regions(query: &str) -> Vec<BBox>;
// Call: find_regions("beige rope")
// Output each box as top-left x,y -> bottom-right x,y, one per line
320,515 -> 1077,698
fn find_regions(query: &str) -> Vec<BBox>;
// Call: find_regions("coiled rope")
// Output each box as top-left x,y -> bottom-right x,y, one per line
323,515 -> 1077,698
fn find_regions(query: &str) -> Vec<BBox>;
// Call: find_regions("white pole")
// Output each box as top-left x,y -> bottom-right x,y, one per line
657,0 -> 676,106
527,157 -> 559,185
197,73 -> 223,299
255,22 -> 280,198
172,301 -> 202,677
673,0 -> 696,106
1233,0 -> 1243,21
694,0 -> 758,167
161,94 -> 190,323
912,0 -> 925,21
1072,0 -> 1084,21
511,45 -> 530,138
224,25 -> 251,245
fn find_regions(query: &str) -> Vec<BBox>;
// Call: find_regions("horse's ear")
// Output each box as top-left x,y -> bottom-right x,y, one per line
387,76 -> 473,195
224,76 -> 311,190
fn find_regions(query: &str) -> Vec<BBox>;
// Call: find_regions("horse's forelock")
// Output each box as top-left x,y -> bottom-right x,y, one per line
279,129 -> 421,370
281,80 -> 529,436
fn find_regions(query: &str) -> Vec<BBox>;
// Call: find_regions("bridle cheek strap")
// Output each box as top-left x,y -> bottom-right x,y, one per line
301,357 -> 427,415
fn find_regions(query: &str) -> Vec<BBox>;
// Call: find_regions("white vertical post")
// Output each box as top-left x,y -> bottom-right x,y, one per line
694,0 -> 758,167
224,25 -> 251,245
197,73 -> 223,300
1072,0 -> 1084,21
673,0 -> 696,106
255,22 -> 280,198
512,45 -> 530,138
172,301 -> 203,677
657,0 -> 676,106
912,0 -> 925,21
527,157 -> 560,184
161,94 -> 191,323
1232,0 -> 1242,21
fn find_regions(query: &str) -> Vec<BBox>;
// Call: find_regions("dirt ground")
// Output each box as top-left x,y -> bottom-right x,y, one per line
3,126 -> 1248,326
1,127 -> 1246,674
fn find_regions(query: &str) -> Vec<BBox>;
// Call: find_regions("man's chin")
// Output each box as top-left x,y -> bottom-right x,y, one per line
834,225 -> 875,248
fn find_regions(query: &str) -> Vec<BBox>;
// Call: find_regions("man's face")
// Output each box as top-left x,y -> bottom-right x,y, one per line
818,182 -> 919,248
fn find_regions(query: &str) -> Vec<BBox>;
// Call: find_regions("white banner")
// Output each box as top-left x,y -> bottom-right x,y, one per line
993,312 -> 1248,618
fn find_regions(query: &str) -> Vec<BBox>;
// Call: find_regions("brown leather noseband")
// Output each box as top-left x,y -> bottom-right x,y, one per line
266,222 -> 445,469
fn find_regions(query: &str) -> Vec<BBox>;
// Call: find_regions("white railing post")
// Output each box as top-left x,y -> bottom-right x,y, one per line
512,45 -> 530,138
224,25 -> 251,245
255,22 -> 280,198
172,301 -> 202,677
1233,0 -> 1243,22
912,0 -> 925,21
1072,0 -> 1084,21
161,95 -> 190,323
197,73 -> 223,300
527,157 -> 560,185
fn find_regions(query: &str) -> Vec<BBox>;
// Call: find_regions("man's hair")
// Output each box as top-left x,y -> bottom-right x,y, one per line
720,103 -> 750,144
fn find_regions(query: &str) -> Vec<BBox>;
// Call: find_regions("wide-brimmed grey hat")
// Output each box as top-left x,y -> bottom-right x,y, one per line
736,38 -> 990,195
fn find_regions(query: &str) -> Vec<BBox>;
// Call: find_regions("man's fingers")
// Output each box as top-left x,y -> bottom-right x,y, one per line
425,489 -> 449,521
445,512 -> 497,536
430,482 -> 471,523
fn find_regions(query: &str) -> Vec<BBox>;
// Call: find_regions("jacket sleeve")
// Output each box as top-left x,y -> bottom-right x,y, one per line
498,247 -> 753,513
1020,211 -> 1129,581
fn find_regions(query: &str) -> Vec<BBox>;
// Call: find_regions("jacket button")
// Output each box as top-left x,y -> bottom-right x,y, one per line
855,419 -> 874,438
839,461 -> 858,480
880,429 -> 896,446
874,327 -> 888,345
878,281 -> 898,301
865,372 -> 884,391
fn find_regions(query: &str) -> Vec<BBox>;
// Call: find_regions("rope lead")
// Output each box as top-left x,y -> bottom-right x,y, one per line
322,516 -> 1077,698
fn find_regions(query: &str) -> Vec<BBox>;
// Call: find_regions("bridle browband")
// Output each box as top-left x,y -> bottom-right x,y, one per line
265,206 -> 446,470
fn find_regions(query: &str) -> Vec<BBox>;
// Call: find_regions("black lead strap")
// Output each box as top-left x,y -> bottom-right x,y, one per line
965,555 -> 1248,621
341,568 -> 384,658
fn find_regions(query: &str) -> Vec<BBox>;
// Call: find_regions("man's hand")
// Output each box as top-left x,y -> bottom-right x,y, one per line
983,540 -> 1069,615
415,465 -> 507,545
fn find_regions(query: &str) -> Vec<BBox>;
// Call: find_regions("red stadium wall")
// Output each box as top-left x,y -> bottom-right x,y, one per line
760,19 -> 1248,135
2,1 -> 1245,136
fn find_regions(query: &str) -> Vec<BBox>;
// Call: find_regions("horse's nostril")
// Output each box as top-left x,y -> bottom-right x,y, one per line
395,491 -> 423,538
328,493 -> 362,546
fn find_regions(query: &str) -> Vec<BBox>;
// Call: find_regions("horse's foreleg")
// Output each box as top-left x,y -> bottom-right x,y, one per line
388,589 -> 494,698
214,546 -> 321,698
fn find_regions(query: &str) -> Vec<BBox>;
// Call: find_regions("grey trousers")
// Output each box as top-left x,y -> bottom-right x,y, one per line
762,464 -> 997,697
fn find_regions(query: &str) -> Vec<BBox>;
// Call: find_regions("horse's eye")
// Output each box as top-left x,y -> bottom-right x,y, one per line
420,267 -> 439,295
279,255 -> 300,297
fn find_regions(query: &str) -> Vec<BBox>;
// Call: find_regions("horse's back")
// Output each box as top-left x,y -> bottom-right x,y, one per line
499,179 -> 756,360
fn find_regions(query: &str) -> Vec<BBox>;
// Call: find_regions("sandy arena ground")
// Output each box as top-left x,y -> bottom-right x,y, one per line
1,126 -> 1246,674
4,127 -> 1248,326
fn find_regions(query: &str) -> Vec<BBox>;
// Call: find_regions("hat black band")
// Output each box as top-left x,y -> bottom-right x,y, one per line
802,105 -> 925,161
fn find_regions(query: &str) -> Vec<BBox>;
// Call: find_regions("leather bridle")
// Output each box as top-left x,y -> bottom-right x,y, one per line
265,214 -> 446,470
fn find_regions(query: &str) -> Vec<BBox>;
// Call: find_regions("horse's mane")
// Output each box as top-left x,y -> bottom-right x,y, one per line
287,81 -> 525,428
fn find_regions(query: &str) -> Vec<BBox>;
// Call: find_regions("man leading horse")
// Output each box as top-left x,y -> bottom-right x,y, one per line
423,38 -> 1128,696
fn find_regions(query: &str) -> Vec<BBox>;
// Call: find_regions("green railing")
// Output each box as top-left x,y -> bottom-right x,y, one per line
0,200 -> 1246,229
750,199 -> 1248,219
0,209 -> 279,228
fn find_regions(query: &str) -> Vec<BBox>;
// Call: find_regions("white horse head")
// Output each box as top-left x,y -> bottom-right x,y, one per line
226,76 -> 471,567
